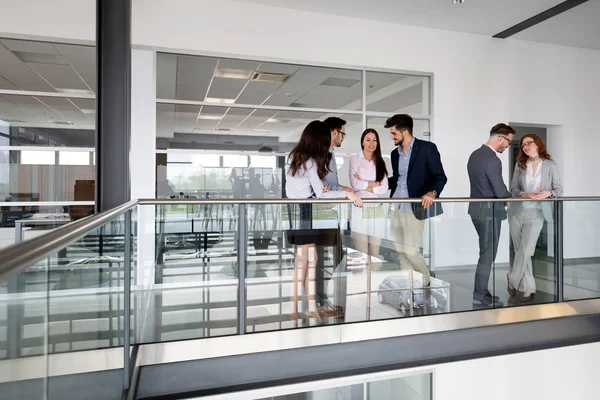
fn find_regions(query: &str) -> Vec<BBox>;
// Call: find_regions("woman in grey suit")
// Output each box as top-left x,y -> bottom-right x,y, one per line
508,134 -> 563,302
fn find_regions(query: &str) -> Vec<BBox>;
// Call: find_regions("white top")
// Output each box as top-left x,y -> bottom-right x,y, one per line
285,158 -> 346,199
524,161 -> 543,209
349,152 -> 389,198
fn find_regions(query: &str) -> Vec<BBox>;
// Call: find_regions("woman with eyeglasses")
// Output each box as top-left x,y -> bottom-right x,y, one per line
285,120 -> 362,322
508,134 -> 563,302
349,129 -> 389,273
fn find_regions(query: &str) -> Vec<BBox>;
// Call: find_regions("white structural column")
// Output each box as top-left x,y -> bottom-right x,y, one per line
131,48 -> 158,341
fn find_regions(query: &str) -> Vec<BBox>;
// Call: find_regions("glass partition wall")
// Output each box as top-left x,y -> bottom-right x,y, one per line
0,38 -> 96,250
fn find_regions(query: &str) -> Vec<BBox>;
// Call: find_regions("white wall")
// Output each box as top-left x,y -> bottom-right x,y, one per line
2,0 -> 599,264
132,0 -> 600,264
436,342 -> 600,399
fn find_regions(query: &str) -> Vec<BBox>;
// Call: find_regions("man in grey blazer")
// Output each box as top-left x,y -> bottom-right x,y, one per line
467,123 -> 515,307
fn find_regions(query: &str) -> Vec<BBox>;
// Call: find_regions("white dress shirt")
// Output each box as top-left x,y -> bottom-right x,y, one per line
523,161 -> 543,209
285,158 -> 346,199
349,151 -> 389,198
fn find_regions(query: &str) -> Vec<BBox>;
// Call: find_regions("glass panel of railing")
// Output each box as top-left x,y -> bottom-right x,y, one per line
0,256 -> 49,397
45,212 -> 130,354
563,200 -> 600,301
136,203 -> 239,343
244,199 -> 558,333
0,209 -> 132,361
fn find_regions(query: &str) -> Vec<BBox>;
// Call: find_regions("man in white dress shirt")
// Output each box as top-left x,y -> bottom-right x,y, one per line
323,117 -> 354,192
314,117 -> 353,314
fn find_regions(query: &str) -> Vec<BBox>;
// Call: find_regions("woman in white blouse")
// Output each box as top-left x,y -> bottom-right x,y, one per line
508,134 -> 563,302
285,120 -> 362,320
349,128 -> 389,271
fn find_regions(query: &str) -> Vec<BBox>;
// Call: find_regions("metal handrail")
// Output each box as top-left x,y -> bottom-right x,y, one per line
1,195 -> 598,282
0,200 -> 137,282
138,196 -> 596,205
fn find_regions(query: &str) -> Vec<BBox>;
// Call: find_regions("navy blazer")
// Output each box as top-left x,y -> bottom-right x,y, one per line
389,138 -> 448,220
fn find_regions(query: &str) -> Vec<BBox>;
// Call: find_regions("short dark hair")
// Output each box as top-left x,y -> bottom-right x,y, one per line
384,114 -> 413,134
490,123 -> 515,137
323,117 -> 346,132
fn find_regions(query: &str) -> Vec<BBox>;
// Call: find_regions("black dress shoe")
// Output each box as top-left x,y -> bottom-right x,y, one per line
485,291 -> 500,302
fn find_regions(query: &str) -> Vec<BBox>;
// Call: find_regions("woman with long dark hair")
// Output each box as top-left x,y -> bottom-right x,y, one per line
349,128 -> 389,272
285,120 -> 362,322
508,134 -> 562,302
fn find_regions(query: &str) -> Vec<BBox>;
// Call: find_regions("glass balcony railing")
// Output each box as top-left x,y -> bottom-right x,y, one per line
0,197 -> 598,395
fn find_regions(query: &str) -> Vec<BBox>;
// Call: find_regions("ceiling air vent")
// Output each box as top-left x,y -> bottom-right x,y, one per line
51,120 -> 74,126
250,72 -> 290,83
215,128 -> 233,132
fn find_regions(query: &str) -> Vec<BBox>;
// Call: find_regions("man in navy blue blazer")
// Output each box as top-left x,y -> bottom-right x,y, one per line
386,114 -> 447,288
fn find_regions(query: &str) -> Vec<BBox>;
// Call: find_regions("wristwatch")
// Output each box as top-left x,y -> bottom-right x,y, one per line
431,190 -> 438,197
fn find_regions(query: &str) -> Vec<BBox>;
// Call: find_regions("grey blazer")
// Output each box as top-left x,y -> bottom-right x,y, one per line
509,159 -> 563,222
467,145 -> 512,219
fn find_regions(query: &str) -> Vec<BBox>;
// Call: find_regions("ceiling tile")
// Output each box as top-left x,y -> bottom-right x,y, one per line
175,55 -> 218,101
27,63 -> 89,91
236,81 -> 282,105
207,77 -> 247,100
0,45 -> 56,92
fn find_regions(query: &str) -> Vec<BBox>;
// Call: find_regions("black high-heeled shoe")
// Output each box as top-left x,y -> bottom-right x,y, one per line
507,273 -> 516,297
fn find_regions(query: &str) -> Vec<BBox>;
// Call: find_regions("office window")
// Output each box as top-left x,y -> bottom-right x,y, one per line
0,38 -> 96,209
155,52 -> 432,198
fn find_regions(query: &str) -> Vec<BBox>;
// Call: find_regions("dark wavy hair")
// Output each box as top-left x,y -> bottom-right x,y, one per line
288,120 -> 332,180
361,129 -> 388,182
517,133 -> 551,170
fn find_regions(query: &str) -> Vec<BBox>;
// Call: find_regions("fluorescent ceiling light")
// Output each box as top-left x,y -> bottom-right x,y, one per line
59,151 -> 89,166
196,115 -> 223,120
204,97 -> 236,104
56,88 -> 95,96
214,68 -> 253,80
21,150 -> 55,165
266,118 -> 279,123
253,129 -> 271,133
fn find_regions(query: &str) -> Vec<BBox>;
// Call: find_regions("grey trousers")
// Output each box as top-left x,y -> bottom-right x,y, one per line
509,207 -> 544,293
471,215 -> 502,300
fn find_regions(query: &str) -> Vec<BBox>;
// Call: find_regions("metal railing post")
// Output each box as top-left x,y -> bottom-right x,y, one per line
237,204 -> 247,335
555,200 -> 564,302
123,211 -> 132,390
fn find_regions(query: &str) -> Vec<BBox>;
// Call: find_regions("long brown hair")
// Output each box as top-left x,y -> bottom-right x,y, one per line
361,128 -> 388,182
517,133 -> 551,170
288,120 -> 332,180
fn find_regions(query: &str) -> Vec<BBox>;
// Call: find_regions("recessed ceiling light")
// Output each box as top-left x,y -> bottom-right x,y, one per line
214,68 -> 253,80
453,0 -> 465,3
266,118 -> 279,123
56,88 -> 95,96
204,97 -> 236,104
51,120 -> 74,125
196,115 -> 223,120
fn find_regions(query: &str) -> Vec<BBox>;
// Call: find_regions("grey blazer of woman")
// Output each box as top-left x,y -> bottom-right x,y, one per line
510,159 -> 563,222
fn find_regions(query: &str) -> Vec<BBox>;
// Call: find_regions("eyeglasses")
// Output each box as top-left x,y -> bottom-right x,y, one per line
337,130 -> 346,138
521,141 -> 535,149
498,135 -> 511,144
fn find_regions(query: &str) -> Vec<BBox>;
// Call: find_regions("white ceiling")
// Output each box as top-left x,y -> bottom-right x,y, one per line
156,53 -> 427,141
512,0 -> 600,50
0,40 -> 427,143
0,39 -> 96,130
234,0 -> 600,50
